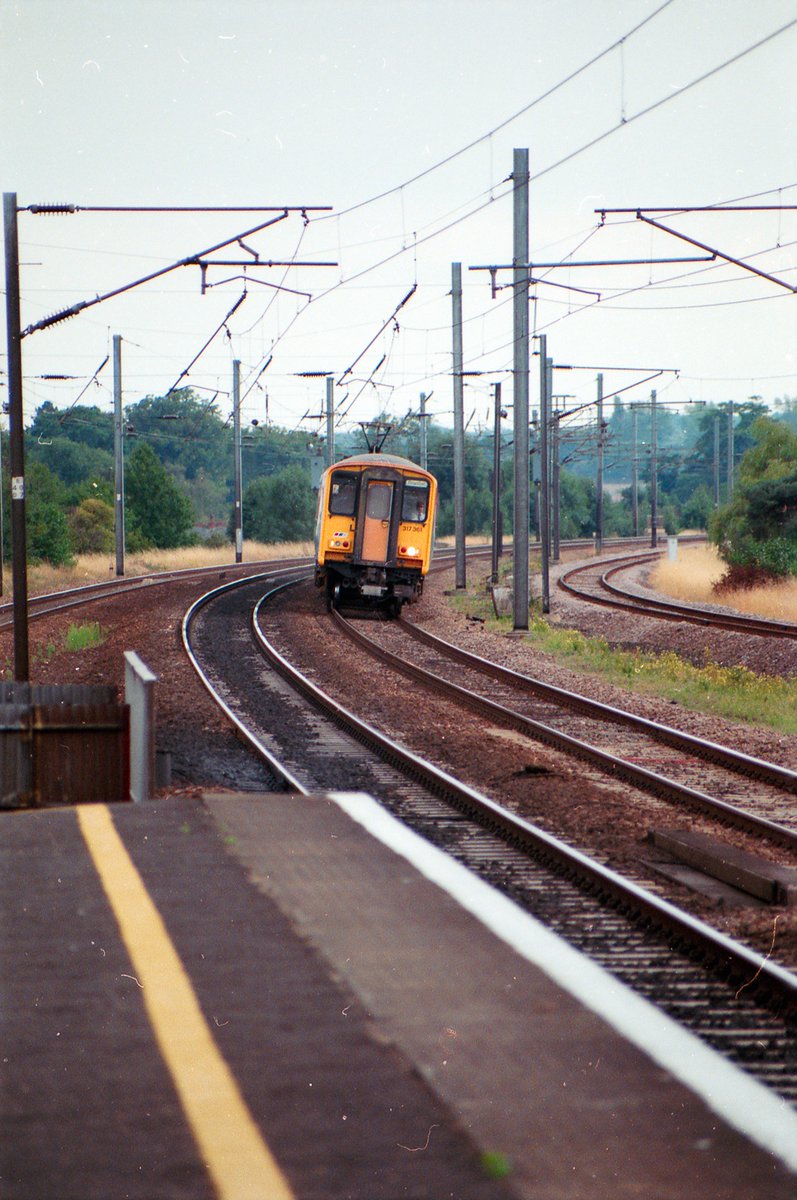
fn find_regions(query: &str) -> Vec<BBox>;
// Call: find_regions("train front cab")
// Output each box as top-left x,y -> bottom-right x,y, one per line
316,458 -> 436,613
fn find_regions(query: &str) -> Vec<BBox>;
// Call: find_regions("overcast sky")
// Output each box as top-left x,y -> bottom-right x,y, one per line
2,0 -> 796,440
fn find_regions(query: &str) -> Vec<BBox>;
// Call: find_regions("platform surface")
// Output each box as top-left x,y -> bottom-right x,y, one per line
1,790 -> 796,1199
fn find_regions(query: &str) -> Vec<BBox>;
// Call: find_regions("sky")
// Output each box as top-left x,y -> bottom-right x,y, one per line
2,0 -> 796,445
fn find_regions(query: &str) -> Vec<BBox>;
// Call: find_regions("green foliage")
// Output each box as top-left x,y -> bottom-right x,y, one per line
238,464 -> 316,543
427,427 -> 492,537
481,1151 -> 512,1179
680,484 -> 713,530
125,441 -> 196,549
661,501 -> 680,535
125,390 -> 231,483
710,417 -> 797,578
64,622 -> 105,651
27,500 -> 74,566
181,468 -> 229,530
28,435 -> 114,490
28,401 -> 113,451
67,497 -> 115,554
24,461 -> 74,566
16,391 -> 797,563
559,473 -> 595,539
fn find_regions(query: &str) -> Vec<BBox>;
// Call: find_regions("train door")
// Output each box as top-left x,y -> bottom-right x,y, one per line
361,479 -> 394,561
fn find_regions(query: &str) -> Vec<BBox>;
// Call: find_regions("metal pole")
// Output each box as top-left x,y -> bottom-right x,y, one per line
631,407 -> 639,537
113,334 -> 125,576
490,382 -> 502,583
552,411 -> 560,563
650,388 -> 658,548
713,415 -> 721,508
452,262 -> 466,589
233,359 -> 243,563
530,417 -> 539,538
538,333 -> 550,614
512,148 -> 530,629
0,417 -> 5,595
727,402 -> 734,500
596,373 -> 604,553
419,392 -> 428,472
3,193 -> 29,680
326,375 -> 334,468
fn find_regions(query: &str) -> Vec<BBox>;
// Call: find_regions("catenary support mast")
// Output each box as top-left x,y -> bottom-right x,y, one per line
3,193 -> 29,680
452,262 -> 466,590
512,149 -> 530,629
113,334 -> 125,577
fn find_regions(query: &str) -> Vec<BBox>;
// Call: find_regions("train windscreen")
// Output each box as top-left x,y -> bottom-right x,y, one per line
401,478 -> 429,522
329,471 -> 359,516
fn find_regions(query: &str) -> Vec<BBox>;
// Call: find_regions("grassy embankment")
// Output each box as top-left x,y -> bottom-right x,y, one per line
449,543 -> 797,735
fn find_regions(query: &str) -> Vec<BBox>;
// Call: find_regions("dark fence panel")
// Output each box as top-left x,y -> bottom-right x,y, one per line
0,685 -> 129,809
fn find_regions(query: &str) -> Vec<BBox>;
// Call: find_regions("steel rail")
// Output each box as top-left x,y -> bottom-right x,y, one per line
247,576 -> 797,1015
180,565 -> 312,794
398,616 -> 797,795
601,557 -> 797,636
0,556 -> 317,634
331,608 -> 797,850
560,553 -> 797,638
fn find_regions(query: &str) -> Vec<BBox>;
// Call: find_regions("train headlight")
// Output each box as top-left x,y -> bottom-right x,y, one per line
400,545 -> 420,558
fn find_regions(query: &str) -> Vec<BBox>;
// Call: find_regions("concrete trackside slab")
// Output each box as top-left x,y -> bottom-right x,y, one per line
204,790 -> 797,1200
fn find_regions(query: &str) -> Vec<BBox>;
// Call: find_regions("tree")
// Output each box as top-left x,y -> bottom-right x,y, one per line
24,461 -> 73,566
125,390 -> 231,482
559,472 -> 596,539
680,484 -> 713,531
237,465 -> 316,543
29,401 -> 113,451
710,417 -> 797,580
125,442 -> 196,549
28,436 -> 114,490
67,497 -> 115,554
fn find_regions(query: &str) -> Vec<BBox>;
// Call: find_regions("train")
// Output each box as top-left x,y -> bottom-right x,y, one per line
314,452 -> 438,614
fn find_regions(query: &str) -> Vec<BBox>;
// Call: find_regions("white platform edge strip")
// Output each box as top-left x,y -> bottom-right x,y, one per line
330,791 -> 797,1172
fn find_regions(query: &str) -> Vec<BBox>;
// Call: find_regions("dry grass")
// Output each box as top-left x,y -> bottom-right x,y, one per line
650,544 -> 797,623
20,541 -> 314,598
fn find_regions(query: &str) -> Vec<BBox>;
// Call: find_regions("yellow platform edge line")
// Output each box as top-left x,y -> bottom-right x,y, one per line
77,804 -> 295,1200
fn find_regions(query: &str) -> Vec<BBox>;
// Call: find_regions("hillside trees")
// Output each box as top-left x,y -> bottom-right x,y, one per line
125,390 -> 231,483
12,387 -> 797,566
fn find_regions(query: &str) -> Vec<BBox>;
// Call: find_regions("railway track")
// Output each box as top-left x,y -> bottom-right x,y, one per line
182,571 -> 797,1108
0,556 -> 312,634
335,608 -> 797,849
560,550 -> 797,639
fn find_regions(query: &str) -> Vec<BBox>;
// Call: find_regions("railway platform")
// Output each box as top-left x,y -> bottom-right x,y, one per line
2,790 -> 796,1200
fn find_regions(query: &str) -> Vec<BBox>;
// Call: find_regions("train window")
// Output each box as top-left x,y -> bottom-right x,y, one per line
365,481 -> 393,520
329,471 -> 358,516
401,478 -> 429,522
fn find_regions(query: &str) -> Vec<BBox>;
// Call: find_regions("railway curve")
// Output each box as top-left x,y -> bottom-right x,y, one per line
559,549 -> 797,640
182,571 -> 797,1108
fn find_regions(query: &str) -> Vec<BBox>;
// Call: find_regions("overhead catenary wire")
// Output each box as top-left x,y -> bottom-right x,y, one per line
166,292 -> 248,395
13,13 -> 797,430
247,21 -> 797,420
313,0 -> 678,222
